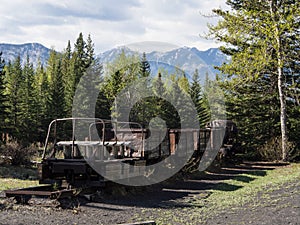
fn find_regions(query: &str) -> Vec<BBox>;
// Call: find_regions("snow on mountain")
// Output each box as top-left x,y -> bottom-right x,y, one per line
0,42 -> 228,81
0,43 -> 50,67
98,45 -> 228,81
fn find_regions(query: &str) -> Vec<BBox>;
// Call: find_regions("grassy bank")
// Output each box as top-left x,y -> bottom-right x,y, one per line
199,163 -> 300,220
137,163 -> 300,225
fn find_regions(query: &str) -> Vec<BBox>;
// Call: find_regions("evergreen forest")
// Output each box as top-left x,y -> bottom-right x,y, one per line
0,0 -> 299,163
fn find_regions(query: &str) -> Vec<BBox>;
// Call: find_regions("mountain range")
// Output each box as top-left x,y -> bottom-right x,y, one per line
0,43 -> 229,81
0,43 -> 51,67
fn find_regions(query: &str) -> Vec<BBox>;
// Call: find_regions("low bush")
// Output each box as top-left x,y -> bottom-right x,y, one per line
0,141 -> 37,166
258,137 -> 296,161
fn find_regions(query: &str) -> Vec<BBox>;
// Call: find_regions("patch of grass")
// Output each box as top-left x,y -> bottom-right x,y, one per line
135,163 -> 300,225
0,165 -> 38,191
0,178 -> 38,191
196,163 -> 300,221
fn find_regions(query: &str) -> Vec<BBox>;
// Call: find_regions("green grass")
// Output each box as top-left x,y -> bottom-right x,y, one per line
0,178 -> 39,191
198,163 -> 300,222
0,165 -> 38,191
135,163 -> 300,225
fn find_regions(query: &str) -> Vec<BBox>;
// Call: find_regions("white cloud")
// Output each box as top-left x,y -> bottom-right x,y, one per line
0,0 -> 227,53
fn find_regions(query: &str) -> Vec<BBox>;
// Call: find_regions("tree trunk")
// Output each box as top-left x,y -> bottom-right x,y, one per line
270,0 -> 289,161
276,32 -> 288,161
278,66 -> 288,161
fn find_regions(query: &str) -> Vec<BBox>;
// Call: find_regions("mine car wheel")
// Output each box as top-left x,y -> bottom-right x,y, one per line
15,195 -> 31,204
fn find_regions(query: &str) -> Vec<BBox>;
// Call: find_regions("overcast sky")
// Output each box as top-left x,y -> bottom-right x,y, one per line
0,0 -> 227,53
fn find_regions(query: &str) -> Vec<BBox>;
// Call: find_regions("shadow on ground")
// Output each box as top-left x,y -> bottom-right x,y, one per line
70,161 -> 288,210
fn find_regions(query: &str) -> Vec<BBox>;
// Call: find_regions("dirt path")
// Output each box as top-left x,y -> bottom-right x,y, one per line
0,162 -> 299,225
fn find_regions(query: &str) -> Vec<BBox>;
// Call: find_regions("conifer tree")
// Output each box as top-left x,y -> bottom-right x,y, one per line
152,72 -> 180,128
222,74 -> 280,150
208,0 -> 300,161
86,34 -> 95,67
177,74 -> 189,94
61,41 -> 74,116
35,60 -> 49,143
140,52 -> 151,78
129,52 -> 152,126
95,86 -> 111,120
104,49 -> 140,112
5,56 -> 23,139
130,72 -> 159,128
167,79 -> 185,129
73,32 -> 88,87
65,33 -> 96,116
20,55 -> 38,143
49,58 -> 65,120
189,69 -> 210,127
203,74 -> 226,121
0,52 -> 8,143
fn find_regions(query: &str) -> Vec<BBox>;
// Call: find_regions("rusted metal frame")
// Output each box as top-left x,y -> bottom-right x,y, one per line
43,119 -> 56,159
89,120 -> 144,159
42,118 -> 106,160
71,119 -> 76,158
111,121 -> 144,158
5,186 -> 75,200
70,118 -> 106,159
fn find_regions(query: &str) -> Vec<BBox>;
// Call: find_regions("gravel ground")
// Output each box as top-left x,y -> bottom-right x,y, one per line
205,180 -> 300,225
0,162 -> 299,225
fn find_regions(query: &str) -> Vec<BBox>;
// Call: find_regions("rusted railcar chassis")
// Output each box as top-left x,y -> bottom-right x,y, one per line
5,118 -> 235,201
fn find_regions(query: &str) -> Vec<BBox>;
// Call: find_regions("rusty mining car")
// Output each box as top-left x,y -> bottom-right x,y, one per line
36,117 -> 234,188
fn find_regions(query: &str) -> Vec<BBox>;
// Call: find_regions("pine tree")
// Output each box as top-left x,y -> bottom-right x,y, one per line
19,55 -> 38,144
204,75 -> 226,121
104,49 -> 140,114
86,34 -> 95,67
152,72 -> 180,129
49,58 -> 65,119
189,69 -> 210,127
208,0 -> 300,161
286,64 -> 300,153
221,74 -> 280,150
61,41 -> 74,116
96,85 -> 111,120
73,32 -> 87,87
5,56 -> 23,140
189,69 -> 201,108
64,33 -> 96,116
128,52 -> 152,126
35,60 -> 50,144
0,52 -> 8,143
140,52 -> 151,78
177,74 -> 189,94
130,74 -> 157,128
73,59 -> 103,119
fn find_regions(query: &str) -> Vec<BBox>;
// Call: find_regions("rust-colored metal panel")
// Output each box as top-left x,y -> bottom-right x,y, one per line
169,132 -> 176,154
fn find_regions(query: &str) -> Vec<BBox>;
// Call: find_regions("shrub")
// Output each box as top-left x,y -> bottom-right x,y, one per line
258,137 -> 296,161
0,141 -> 37,166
